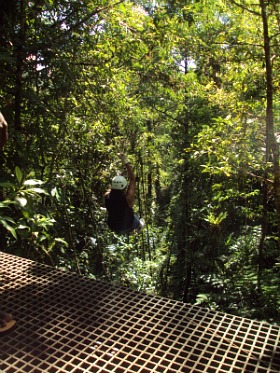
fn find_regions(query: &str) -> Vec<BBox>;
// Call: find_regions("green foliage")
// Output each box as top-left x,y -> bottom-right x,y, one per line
0,167 -> 68,262
0,0 -> 279,324
194,226 -> 280,321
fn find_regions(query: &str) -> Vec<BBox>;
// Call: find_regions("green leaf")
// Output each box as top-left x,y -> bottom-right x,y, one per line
55,238 -> 69,247
15,166 -> 23,184
0,218 -> 17,239
0,201 -> 13,209
17,224 -> 29,230
38,235 -> 47,243
15,196 -> 28,207
27,187 -> 49,195
0,182 -> 15,188
23,179 -> 44,186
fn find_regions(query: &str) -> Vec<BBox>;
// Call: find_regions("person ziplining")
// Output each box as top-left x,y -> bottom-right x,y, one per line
104,153 -> 144,235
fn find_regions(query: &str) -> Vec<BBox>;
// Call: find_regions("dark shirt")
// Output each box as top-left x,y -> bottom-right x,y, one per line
105,190 -> 134,231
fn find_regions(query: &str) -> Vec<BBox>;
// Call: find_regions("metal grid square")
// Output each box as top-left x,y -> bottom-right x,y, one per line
0,252 -> 279,372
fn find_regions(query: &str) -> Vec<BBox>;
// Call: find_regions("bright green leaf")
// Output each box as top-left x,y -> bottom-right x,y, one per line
15,166 -> 23,184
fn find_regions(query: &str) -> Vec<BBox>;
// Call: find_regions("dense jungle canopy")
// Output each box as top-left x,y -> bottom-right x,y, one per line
0,0 -> 280,323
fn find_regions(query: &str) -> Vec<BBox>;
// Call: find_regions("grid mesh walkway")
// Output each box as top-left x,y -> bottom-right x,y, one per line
1,252 -> 279,373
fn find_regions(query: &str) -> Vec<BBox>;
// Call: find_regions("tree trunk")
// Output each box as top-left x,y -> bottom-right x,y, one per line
14,0 -> 26,132
259,0 -> 280,250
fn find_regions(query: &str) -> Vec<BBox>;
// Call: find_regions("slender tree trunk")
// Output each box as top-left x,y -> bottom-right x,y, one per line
180,128 -> 192,302
14,0 -> 26,132
259,0 -> 280,250
258,173 -> 268,290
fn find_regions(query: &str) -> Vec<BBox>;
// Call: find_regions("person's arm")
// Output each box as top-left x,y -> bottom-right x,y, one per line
118,153 -> 136,208
125,163 -> 136,208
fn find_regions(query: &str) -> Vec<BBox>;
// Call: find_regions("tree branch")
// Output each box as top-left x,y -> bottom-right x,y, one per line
154,106 -> 186,126
229,0 -> 261,17
50,0 -> 126,31
69,0 -> 126,32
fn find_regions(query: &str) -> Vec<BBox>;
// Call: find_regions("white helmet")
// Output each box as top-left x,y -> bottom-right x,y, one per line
111,175 -> 128,190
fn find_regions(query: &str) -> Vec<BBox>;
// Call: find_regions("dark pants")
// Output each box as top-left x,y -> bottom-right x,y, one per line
115,215 -> 141,234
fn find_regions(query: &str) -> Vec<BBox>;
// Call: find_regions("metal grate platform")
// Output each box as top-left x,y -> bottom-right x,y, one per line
0,252 -> 279,373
